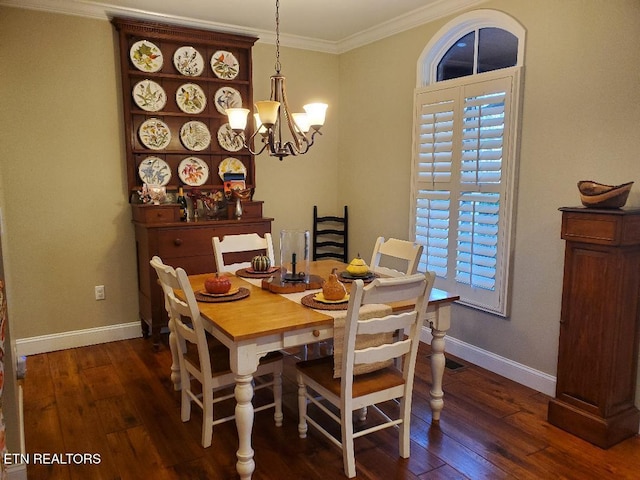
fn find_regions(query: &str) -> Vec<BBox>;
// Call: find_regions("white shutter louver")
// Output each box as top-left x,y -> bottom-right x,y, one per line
461,92 -> 505,185
455,192 -> 500,291
415,190 -> 450,277
417,99 -> 455,185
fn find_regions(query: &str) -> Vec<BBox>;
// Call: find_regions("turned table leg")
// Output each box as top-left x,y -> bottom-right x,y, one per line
235,373 -> 256,480
429,328 -> 446,421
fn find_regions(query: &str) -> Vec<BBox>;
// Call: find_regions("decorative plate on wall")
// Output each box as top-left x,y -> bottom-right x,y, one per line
214,87 -> 242,115
180,121 -> 211,151
178,157 -> 209,186
173,46 -> 204,76
218,157 -> 246,180
132,79 -> 166,112
217,123 -> 244,152
211,50 -> 239,80
138,156 -> 171,186
139,118 -> 171,150
176,83 -> 207,114
130,40 -> 163,72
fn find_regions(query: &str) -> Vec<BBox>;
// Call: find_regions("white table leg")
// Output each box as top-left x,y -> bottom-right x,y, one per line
429,328 -> 446,421
235,373 -> 255,480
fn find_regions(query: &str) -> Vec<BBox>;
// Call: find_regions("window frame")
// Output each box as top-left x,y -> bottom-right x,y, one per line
417,9 -> 526,86
411,10 -> 525,317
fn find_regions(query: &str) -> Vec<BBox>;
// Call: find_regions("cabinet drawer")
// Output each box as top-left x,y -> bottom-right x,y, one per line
561,209 -> 640,246
158,228 -> 215,258
562,214 -> 619,244
283,326 -> 332,348
132,204 -> 181,224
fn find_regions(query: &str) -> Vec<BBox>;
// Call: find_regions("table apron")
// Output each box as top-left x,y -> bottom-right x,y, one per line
426,304 -> 450,331
203,323 -> 333,375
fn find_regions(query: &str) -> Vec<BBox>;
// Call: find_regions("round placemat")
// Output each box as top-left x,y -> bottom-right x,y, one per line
338,271 -> 379,283
236,267 -> 280,279
195,287 -> 250,303
301,293 -> 349,311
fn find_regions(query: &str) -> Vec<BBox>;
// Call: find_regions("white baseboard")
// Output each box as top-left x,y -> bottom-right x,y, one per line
421,328 -> 557,397
16,322 -> 142,356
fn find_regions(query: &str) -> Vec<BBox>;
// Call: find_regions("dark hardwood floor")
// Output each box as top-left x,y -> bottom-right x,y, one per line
23,336 -> 640,479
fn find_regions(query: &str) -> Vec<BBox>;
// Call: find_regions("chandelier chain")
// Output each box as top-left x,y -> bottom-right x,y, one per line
274,0 -> 281,73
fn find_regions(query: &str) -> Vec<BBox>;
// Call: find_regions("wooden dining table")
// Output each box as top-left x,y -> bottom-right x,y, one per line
173,259 -> 458,480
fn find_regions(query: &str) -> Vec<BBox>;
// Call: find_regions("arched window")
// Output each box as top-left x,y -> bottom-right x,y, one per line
410,10 -> 525,316
437,27 -> 518,80
418,9 -> 525,86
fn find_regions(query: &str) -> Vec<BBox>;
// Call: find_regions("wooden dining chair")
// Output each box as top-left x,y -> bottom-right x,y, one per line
296,271 -> 436,478
212,232 -> 275,273
313,205 -> 348,262
149,256 -> 283,448
369,236 -> 423,277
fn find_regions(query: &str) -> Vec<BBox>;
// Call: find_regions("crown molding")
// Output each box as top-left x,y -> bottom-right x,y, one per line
0,0 -> 488,54
336,0 -> 489,53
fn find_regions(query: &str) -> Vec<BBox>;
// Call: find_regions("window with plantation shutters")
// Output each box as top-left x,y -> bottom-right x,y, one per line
412,12 -> 524,316
412,67 -> 522,316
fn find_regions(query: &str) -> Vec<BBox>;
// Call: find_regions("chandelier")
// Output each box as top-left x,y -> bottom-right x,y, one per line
226,0 -> 328,160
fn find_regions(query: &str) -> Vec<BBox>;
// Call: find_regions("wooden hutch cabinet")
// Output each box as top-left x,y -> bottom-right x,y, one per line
548,207 -> 640,448
112,18 -> 273,343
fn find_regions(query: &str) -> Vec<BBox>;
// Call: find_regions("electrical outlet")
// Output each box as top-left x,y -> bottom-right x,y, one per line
95,285 -> 105,300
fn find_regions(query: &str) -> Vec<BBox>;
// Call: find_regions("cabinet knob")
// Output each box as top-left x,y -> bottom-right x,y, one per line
313,330 -> 320,337
174,238 -> 182,246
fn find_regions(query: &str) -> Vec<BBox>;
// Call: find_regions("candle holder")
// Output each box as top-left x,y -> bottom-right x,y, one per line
280,229 -> 310,283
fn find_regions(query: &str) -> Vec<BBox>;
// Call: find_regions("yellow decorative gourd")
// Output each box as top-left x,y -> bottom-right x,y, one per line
346,253 -> 369,277
322,268 -> 347,301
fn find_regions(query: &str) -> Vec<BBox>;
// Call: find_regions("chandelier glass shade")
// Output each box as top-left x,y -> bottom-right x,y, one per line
226,0 -> 327,160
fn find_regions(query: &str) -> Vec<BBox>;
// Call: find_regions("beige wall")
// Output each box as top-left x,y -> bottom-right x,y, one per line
338,0 -> 640,380
0,7 -> 340,340
0,9 -> 139,339
252,43 -> 340,249
1,1 -> 639,404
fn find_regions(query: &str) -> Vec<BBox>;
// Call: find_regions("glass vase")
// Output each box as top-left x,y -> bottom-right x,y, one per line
280,229 -> 310,283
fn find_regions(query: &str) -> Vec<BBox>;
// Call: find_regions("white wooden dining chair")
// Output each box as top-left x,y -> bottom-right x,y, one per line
149,256 -> 283,448
212,232 -> 275,273
369,236 -> 423,277
296,271 -> 436,478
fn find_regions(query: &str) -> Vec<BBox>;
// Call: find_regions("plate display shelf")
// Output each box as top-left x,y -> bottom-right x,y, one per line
112,17 -> 258,198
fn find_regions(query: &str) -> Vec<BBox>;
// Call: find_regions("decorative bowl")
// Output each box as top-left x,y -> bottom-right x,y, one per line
577,180 -> 633,208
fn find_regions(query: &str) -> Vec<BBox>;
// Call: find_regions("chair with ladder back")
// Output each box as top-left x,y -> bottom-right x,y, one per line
313,205 -> 348,263
369,236 -> 423,277
150,255 -> 283,448
296,271 -> 436,478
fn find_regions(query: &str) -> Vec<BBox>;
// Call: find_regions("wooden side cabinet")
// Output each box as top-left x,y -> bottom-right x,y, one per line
134,209 -> 273,344
548,207 -> 640,448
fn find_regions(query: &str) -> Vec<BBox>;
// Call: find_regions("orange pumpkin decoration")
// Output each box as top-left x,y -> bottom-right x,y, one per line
204,273 -> 231,294
322,268 -> 347,301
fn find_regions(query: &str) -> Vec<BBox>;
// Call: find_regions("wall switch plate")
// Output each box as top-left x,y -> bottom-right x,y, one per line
95,285 -> 105,300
